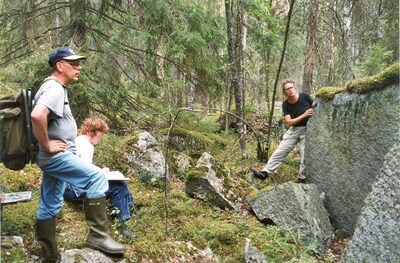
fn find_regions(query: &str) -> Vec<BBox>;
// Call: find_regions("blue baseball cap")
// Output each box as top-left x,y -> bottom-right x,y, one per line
48,47 -> 86,67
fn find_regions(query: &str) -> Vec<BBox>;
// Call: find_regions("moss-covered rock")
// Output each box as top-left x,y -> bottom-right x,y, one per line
316,63 -> 400,100
347,63 -> 400,94
186,153 -> 236,210
315,86 -> 347,100
306,70 -> 399,236
160,127 -> 228,158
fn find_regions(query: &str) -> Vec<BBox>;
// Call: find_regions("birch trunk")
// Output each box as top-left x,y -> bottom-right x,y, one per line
302,0 -> 319,93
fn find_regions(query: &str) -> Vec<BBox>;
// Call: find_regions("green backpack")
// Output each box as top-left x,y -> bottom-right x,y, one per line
0,88 -> 37,170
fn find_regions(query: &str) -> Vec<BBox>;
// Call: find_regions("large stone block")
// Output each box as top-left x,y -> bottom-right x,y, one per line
340,140 -> 400,263
305,84 -> 400,235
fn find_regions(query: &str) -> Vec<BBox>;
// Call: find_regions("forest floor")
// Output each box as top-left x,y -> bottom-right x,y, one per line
1,123 -> 352,262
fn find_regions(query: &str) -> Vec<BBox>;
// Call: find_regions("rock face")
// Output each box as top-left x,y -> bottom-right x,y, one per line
340,140 -> 400,263
305,84 -> 399,235
248,182 -> 333,253
124,131 -> 166,184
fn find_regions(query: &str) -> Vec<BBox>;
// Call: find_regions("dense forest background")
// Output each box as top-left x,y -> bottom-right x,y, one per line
1,0 -> 398,139
0,0 -> 399,262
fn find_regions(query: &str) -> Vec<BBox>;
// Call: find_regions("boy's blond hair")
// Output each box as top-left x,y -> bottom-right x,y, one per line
80,116 -> 109,136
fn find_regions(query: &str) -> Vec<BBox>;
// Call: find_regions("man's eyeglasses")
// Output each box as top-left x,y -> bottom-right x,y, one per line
61,60 -> 82,68
284,86 -> 294,91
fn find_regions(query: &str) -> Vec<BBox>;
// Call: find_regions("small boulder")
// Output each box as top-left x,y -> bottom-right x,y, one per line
248,182 -> 333,253
61,248 -> 125,263
244,238 -> 268,263
124,132 -> 166,184
186,152 -> 236,210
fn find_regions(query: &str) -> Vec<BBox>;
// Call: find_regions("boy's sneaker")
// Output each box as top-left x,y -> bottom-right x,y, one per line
297,177 -> 306,184
119,223 -> 139,240
251,168 -> 269,180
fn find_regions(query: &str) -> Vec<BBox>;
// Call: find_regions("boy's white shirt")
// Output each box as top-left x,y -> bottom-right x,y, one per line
75,135 -> 94,164
75,135 -> 130,181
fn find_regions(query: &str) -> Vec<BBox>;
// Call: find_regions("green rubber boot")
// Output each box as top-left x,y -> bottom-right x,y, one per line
84,197 -> 125,254
36,218 -> 61,263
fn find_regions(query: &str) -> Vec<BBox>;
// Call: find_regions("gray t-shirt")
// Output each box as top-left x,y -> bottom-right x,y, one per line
34,77 -> 77,166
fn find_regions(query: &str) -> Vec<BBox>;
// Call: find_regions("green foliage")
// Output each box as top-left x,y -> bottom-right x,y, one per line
198,113 -> 221,133
186,166 -> 209,180
1,246 -> 26,263
0,164 -> 42,192
249,225 -> 318,262
93,133 -> 130,172
0,56 -> 50,95
356,44 -> 394,76
1,199 -> 38,235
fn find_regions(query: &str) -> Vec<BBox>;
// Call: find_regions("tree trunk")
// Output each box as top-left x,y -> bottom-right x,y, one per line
224,0 -> 234,135
235,0 -> 247,158
176,68 -> 184,108
225,0 -> 247,158
341,0 -> 356,79
327,0 -> 336,84
21,1 -> 30,55
69,0 -> 87,48
302,0 -> 319,93
264,48 -> 272,120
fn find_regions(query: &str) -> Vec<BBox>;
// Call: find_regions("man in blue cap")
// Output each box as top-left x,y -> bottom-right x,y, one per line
31,47 -> 125,262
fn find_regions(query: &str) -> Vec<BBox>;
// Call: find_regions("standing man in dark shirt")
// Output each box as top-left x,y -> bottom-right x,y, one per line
252,78 -> 315,183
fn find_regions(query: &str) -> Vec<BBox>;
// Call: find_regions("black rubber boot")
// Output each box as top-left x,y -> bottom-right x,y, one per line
36,218 -> 61,263
84,197 -> 125,254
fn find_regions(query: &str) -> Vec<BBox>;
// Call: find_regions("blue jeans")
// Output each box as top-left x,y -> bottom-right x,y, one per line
64,181 -> 134,223
37,152 -> 108,220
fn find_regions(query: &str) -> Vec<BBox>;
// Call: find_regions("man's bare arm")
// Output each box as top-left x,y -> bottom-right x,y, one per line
31,104 -> 67,153
284,108 -> 314,127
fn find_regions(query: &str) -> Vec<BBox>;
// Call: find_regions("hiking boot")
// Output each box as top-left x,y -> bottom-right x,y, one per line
251,168 -> 269,180
119,224 -> 139,240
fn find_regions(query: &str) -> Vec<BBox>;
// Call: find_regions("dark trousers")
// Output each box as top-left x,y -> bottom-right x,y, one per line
64,181 -> 134,222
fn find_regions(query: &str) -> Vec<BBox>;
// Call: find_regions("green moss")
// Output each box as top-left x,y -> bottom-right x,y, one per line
316,63 -> 399,100
199,221 -> 240,248
315,86 -> 347,100
199,113 -> 222,133
186,167 -> 209,179
160,127 -> 228,154
347,62 -> 400,94
1,164 -> 42,192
